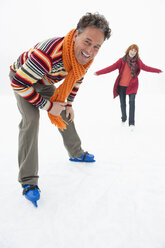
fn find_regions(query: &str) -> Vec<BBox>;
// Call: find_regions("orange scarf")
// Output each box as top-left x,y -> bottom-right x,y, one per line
48,29 -> 93,131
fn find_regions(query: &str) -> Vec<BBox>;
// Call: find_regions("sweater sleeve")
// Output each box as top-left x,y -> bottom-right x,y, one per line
67,77 -> 83,106
95,59 -> 121,75
11,49 -> 53,111
140,60 -> 162,73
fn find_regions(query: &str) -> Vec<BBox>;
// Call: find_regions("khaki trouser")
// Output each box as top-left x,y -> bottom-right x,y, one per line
9,70 -> 84,185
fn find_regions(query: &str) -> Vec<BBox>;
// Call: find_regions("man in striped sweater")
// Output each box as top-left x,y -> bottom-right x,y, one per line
9,12 -> 111,207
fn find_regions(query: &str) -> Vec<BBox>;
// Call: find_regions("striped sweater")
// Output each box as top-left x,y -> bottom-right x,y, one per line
10,37 -> 83,111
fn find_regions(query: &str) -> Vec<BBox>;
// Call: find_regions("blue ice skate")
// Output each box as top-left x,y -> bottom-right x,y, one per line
23,185 -> 40,207
69,152 -> 95,162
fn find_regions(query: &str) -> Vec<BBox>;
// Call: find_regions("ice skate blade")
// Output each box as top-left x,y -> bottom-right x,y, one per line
32,201 -> 38,207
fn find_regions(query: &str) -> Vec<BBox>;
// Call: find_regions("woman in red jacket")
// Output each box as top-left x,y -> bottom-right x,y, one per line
94,44 -> 162,128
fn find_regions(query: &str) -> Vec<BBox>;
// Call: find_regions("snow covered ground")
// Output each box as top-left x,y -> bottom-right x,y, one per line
0,70 -> 165,248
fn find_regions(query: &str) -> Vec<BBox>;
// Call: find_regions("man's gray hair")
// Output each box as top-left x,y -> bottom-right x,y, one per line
76,12 -> 111,40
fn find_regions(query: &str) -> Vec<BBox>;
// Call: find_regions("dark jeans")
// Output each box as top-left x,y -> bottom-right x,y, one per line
118,86 -> 136,126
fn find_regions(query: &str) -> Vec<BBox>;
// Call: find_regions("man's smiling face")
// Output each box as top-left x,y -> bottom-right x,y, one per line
73,26 -> 105,65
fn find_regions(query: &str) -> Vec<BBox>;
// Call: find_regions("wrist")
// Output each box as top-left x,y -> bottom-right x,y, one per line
66,103 -> 72,107
41,101 -> 53,112
47,102 -> 53,112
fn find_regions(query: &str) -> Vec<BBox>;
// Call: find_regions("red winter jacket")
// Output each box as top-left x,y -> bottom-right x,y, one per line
95,58 -> 161,98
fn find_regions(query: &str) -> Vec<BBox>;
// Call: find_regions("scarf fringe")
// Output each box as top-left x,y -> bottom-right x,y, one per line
48,113 -> 68,131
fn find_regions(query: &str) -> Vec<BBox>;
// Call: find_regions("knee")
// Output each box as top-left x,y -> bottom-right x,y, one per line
20,108 -> 40,129
129,95 -> 136,104
129,98 -> 135,103
60,110 -> 67,121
